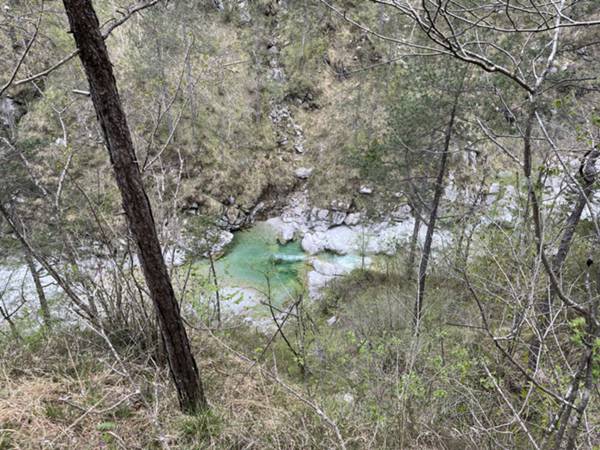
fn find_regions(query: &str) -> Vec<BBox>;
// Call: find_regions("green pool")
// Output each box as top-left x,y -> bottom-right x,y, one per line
189,222 -> 369,322
213,223 -> 307,306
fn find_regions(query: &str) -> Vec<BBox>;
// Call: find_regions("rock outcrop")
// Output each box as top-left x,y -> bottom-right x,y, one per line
265,191 -> 425,256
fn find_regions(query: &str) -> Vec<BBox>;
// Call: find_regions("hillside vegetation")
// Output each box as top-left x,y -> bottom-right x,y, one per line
1,1 -> 600,448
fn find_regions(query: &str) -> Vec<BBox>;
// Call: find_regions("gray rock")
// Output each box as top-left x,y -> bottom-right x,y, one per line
0,97 -> 23,138
307,270 -> 334,299
391,204 -> 411,221
294,167 -> 313,179
238,0 -> 251,23
488,182 -> 501,195
331,211 -> 346,226
330,199 -> 351,211
301,232 -> 326,254
225,207 -> 245,229
249,201 -> 265,221
271,67 -> 285,82
344,212 -> 361,226
210,230 -> 234,256
323,226 -> 358,254
311,258 -> 351,276
359,185 -> 373,195
266,217 -> 296,244
316,208 -> 329,220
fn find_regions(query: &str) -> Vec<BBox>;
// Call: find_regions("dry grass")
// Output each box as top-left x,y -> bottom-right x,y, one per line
0,362 -> 164,449
0,326 -> 343,450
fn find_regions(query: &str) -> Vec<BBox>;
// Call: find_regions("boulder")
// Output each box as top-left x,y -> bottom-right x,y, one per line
391,204 -> 411,222
210,230 -> 234,256
310,258 -> 348,276
323,226 -> 358,254
308,207 -> 331,231
344,212 -> 361,226
316,208 -> 329,220
294,167 -> 313,179
301,232 -> 326,254
331,211 -> 346,226
224,206 -> 246,230
330,199 -> 351,211
368,220 -> 415,255
266,217 -> 296,244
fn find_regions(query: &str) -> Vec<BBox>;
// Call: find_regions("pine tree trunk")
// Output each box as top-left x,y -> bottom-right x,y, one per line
413,88 -> 462,334
61,0 -> 207,413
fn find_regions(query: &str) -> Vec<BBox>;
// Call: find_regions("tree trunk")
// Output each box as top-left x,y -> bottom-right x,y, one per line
24,250 -> 51,328
405,209 -> 421,282
413,88 -> 461,334
61,0 -> 207,413
528,145 -> 599,371
208,253 -> 221,327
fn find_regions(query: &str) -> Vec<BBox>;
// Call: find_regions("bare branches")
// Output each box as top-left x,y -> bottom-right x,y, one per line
372,0 -> 600,33
316,0 -> 448,55
14,0 -> 164,87
482,363 -> 540,450
0,203 -> 99,324
324,0 -> 600,94
0,2 -> 43,97
200,322 -> 347,450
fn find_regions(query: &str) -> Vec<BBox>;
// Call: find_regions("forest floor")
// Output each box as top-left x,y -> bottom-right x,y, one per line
0,324 -> 350,449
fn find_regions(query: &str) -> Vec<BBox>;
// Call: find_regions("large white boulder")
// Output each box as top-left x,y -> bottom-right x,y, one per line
311,259 -> 349,276
301,232 -> 326,254
265,217 -> 296,244
324,226 -> 360,254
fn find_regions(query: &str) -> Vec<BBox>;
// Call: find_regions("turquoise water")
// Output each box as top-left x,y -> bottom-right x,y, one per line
192,223 -> 369,321
320,252 -> 365,271
213,223 -> 307,306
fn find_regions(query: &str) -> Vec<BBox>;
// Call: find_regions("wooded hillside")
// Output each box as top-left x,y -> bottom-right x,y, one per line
1,1 -> 600,448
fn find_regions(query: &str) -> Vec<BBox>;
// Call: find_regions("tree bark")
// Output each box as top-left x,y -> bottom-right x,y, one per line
61,0 -> 207,413
413,87 -> 461,334
405,209 -> 421,282
24,250 -> 51,328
